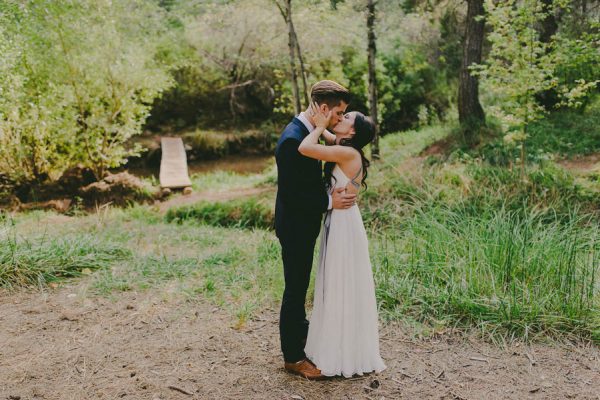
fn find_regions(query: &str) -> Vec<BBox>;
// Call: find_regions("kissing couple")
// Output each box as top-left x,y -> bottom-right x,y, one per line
274,80 -> 386,379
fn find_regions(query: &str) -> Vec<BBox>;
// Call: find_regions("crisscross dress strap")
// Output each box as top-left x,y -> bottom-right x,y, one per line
348,166 -> 362,189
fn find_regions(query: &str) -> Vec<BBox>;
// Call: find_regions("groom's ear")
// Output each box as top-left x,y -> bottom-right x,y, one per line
319,103 -> 329,113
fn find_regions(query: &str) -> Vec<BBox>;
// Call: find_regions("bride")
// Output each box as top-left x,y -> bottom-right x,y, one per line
298,103 -> 386,378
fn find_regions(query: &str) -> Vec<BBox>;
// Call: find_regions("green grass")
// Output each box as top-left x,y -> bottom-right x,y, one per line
371,206 -> 600,342
470,99 -> 600,166
359,123 -> 600,342
165,197 -> 274,229
190,167 -> 276,192
361,137 -> 600,232
0,216 -> 131,287
91,220 -> 285,327
526,100 -> 600,158
3,118 -> 599,342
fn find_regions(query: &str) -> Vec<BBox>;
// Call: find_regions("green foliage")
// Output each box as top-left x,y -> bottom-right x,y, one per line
129,0 -> 600,140
165,198 -> 274,229
0,5 -> 74,183
149,1 -> 462,133
169,0 -> 290,127
552,25 -> 600,108
0,0 -> 175,183
477,0 -> 555,131
378,44 -> 452,132
475,0 -> 599,162
182,128 -> 276,160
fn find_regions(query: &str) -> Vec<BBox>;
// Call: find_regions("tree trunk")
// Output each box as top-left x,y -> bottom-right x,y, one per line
366,0 -> 380,159
285,0 -> 301,115
539,0 -> 559,43
293,29 -> 310,108
458,0 -> 486,144
537,0 -> 561,108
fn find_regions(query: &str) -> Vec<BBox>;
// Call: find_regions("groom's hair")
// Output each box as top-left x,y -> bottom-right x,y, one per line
310,80 -> 350,108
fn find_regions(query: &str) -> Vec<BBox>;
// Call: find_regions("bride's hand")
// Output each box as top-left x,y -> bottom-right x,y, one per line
310,101 -> 332,129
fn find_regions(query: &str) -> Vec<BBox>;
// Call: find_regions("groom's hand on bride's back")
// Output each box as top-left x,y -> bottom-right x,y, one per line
331,187 -> 356,209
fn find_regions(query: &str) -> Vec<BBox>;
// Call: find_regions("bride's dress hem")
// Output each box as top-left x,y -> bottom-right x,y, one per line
305,354 -> 387,378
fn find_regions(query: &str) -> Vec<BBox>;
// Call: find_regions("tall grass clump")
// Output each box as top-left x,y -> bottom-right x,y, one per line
0,218 -> 131,287
165,198 -> 273,229
372,205 -> 600,342
464,163 -> 599,219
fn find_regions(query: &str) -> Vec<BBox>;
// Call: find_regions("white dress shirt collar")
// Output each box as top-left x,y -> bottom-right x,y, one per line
297,111 -> 314,132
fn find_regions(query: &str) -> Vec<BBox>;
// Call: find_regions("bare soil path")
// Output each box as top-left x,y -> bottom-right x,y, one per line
558,153 -> 600,174
1,285 -> 599,400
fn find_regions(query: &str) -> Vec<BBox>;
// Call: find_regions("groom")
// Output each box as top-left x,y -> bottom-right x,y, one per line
274,80 -> 356,379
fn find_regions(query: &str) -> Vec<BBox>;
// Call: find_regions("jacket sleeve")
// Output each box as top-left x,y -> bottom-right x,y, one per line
277,138 -> 329,214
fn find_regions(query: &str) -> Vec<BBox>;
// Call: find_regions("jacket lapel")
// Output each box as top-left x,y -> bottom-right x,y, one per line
291,117 -> 310,137
291,117 -> 321,172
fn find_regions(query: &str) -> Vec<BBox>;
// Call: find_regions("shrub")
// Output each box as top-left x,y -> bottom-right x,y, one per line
0,1 -> 174,183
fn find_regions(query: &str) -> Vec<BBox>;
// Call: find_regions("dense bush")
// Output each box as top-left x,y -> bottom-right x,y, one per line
0,0 -> 175,183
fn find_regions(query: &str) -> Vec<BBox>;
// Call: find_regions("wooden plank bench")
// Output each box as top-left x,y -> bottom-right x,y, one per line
159,137 -> 192,189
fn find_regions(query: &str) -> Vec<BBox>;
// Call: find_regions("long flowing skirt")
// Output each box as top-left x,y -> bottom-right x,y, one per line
304,204 -> 386,378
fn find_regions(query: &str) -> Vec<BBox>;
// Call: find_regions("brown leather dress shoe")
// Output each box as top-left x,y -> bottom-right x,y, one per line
284,359 -> 326,380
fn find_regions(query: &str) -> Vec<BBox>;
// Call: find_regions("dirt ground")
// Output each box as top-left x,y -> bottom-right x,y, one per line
1,284 -> 599,400
558,154 -> 600,174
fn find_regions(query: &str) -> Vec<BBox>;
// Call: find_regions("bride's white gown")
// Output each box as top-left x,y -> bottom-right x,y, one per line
304,165 -> 386,378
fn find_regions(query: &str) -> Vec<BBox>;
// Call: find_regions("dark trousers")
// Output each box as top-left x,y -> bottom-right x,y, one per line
278,234 -> 317,363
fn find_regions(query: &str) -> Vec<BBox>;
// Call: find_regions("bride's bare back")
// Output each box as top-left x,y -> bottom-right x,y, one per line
336,152 -> 363,195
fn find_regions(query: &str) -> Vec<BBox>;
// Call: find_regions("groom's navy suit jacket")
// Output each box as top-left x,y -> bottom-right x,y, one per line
274,117 -> 329,242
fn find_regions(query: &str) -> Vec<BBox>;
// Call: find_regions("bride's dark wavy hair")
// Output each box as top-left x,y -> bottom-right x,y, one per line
324,112 -> 376,190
